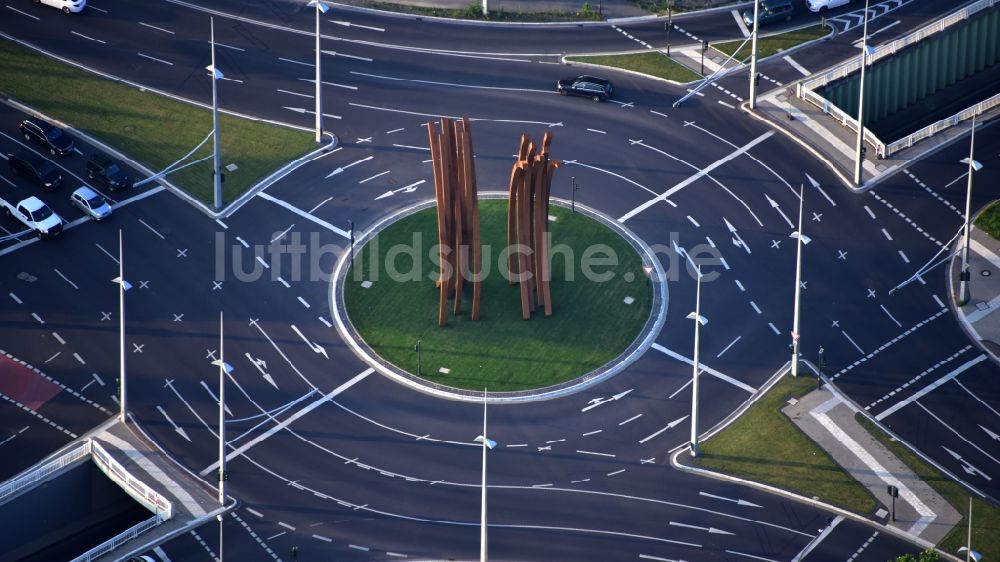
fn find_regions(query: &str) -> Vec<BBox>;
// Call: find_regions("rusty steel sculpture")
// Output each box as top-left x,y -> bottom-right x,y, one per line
427,117 -> 483,327
507,132 -> 563,320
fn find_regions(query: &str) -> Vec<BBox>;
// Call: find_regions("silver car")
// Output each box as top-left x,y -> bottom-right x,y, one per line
71,186 -> 112,221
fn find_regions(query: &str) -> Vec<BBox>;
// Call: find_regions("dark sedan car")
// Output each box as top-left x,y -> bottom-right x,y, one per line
86,153 -> 132,191
8,149 -> 62,189
18,118 -> 75,156
557,76 -> 613,102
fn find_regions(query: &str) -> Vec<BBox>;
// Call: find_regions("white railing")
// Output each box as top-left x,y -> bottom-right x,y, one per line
69,513 -> 166,562
885,92 -> 1000,156
0,441 -> 91,503
91,440 -> 173,520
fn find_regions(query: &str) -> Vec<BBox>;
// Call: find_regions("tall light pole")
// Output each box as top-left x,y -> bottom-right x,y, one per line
112,229 -> 131,422
208,17 -> 224,210
748,0 -> 761,109
211,312 -> 233,562
959,116 -> 982,306
958,497 -> 982,561
687,265 -> 707,457
474,391 -> 496,562
308,1 -> 329,143
790,185 -> 811,376
853,0 -> 873,186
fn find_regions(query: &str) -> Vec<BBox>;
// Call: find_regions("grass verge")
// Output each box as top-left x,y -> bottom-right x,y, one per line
857,415 -> 1000,559
629,0 -> 740,14
713,25 -> 830,61
690,375 -> 878,514
974,201 -> 1000,240
0,39 -> 315,205
344,200 -> 652,392
566,52 -> 702,83
352,1 -> 603,21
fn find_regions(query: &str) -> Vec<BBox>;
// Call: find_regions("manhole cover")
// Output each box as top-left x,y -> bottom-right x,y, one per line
982,270 -> 992,277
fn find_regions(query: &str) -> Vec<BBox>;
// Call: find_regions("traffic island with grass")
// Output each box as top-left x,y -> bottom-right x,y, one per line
857,415 -> 1000,561
712,24 -> 831,61
342,199 -> 654,392
0,39 -> 315,206
565,52 -> 702,84
975,200 -> 1000,240
684,374 -> 878,514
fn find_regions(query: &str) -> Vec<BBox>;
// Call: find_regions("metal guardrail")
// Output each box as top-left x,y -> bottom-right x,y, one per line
797,0 -> 998,157
0,441 -> 91,503
91,440 -> 173,520
69,513 -> 166,562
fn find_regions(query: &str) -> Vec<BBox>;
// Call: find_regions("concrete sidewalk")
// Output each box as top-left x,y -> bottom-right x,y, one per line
953,225 -> 1000,361
334,0 -> 737,19
784,389 -> 961,544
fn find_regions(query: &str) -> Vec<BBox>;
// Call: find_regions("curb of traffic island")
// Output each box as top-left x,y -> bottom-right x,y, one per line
714,21 -> 835,68
669,365 -> 959,562
0,31 -> 339,221
329,192 -> 668,404
561,51 -> 702,87
946,214 -> 1000,367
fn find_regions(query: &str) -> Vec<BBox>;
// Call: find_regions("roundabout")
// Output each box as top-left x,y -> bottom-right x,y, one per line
336,195 -> 666,397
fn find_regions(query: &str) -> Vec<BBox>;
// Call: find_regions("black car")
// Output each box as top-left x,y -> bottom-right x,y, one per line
743,0 -> 795,26
86,153 -> 132,191
18,117 -> 75,156
557,76 -> 613,102
8,149 -> 62,189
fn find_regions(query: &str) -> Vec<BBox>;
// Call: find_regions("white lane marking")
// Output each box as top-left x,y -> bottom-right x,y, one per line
732,9 -> 751,37
139,21 -> 175,34
215,219 -> 228,229
321,49 -> 373,62
257,192 -> 350,238
607,469 -> 626,476
698,491 -> 763,508
881,227 -> 893,241
86,3 -> 107,12
898,250 -> 910,264
725,550 -> 779,562
587,128 -> 606,134
686,215 -> 700,227
669,520 -> 734,535
576,450 -> 616,458
52,332 -> 66,345
278,521 -> 296,531
53,268 -> 79,289
875,354 -> 987,421
750,301 -> 762,314
212,41 -> 245,51
348,544 -> 370,551
735,279 -> 745,292
318,316 -> 332,328
32,313 -> 44,324
790,516 -> 843,562
138,218 -> 166,239
956,380 -> 1000,420
718,100 -> 736,109
768,322 -> 780,335
582,429 -> 602,436
297,77 -> 358,90
348,101 -> 560,127
255,256 -> 270,269
783,55 -> 810,76
278,57 -> 313,67
360,170 -> 390,184
657,346 -> 755,393
200,380 -> 232,416
385,127 -> 404,134
812,398 -> 936,534
650,110 -> 669,118
619,413 -> 642,426
841,330 -> 865,354
565,160 -> 658,198
639,415 -> 689,444
297,296 -> 311,309
71,30 -> 107,44
6,5 -> 40,20
326,155 -> 374,178
329,19 -> 385,32
880,304 -> 902,327
270,224 -> 295,244
153,546 -> 173,562
392,144 -> 429,151
932,294 -> 945,308
619,132 -> 773,222
155,405 -> 191,442
277,88 -> 312,98
312,534 -> 332,542
9,293 -> 22,304
199,368 -> 373,475
137,53 -> 174,66
716,336 -> 741,358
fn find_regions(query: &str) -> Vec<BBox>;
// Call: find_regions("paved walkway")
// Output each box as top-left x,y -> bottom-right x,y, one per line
954,225 -> 1000,361
335,0 -> 738,19
784,388 -> 962,544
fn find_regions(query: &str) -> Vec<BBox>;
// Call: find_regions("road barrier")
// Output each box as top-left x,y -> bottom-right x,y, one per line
69,512 -> 166,562
90,439 -> 173,519
797,0 -> 999,158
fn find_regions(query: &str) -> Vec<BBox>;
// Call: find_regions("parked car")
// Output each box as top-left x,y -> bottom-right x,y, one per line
86,153 -> 132,191
71,186 -> 112,221
0,195 -> 63,238
557,76 -> 613,102
806,0 -> 856,12
743,0 -> 796,26
8,149 -> 62,189
34,0 -> 87,13
19,118 -> 74,156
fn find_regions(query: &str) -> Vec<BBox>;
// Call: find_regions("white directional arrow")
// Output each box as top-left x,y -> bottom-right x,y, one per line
765,194 -> 795,229
639,415 -> 689,444
156,405 -> 191,442
245,352 -> 278,389
326,156 -> 374,178
669,521 -> 734,535
375,179 -> 426,201
320,49 -> 373,62
943,446 -> 992,481
291,324 -> 329,359
980,425 -> 1000,442
282,106 -> 342,120
723,217 -> 751,255
806,173 -> 836,207
581,389 -> 633,412
698,491 -> 763,508
329,19 -> 385,32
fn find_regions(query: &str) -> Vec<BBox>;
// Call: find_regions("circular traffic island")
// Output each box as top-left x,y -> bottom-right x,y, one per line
341,198 -> 657,394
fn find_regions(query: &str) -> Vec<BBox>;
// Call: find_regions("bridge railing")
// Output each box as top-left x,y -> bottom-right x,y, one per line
69,513 -> 166,562
0,441 -> 91,504
885,92 -> 1000,156
91,439 -> 173,520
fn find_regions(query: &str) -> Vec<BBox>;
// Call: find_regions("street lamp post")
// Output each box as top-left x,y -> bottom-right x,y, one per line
208,18 -> 224,211
958,497 -> 982,561
474,391 -> 496,562
959,116 -> 982,306
211,312 -> 233,561
308,1 -> 329,143
853,0 -> 873,186
666,5 -> 672,56
571,177 -> 581,213
112,230 -> 132,423
790,184 -> 810,376
687,265 -> 707,456
748,0 -> 761,109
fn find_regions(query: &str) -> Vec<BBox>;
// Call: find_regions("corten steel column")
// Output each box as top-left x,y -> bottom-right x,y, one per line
688,266 -> 707,456
853,0 -> 872,187
959,116 -> 981,306
748,0 -> 761,109
428,121 -> 449,326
